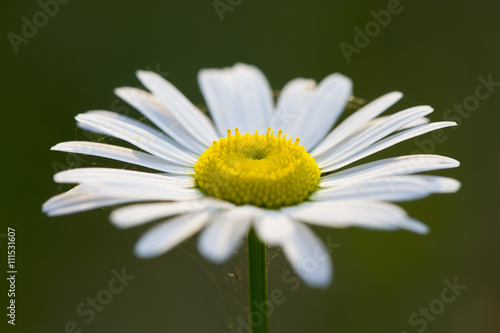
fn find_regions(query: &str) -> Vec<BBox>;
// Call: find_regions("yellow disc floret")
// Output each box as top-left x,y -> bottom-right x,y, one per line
194,127 -> 321,209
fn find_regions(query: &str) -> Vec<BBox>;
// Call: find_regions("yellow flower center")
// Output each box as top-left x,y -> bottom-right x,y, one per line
194,127 -> 321,209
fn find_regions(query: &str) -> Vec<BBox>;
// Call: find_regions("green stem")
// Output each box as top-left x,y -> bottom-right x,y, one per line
247,229 -> 269,333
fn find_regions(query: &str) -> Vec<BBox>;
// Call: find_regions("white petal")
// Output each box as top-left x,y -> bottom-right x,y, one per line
275,78 -> 316,132
198,68 -> 242,136
321,121 -> 457,172
53,168 -> 193,188
282,200 -> 408,231
312,91 -> 403,157
76,121 -> 109,136
114,87 -> 208,154
287,73 -> 352,150
81,181 -> 203,201
80,110 -> 187,152
43,185 -> 97,211
253,210 -> 333,288
320,155 -> 460,187
42,185 -> 135,216
318,106 -> 433,169
51,142 -> 195,174
314,177 -> 428,202
282,221 -> 333,288
136,70 -> 218,145
75,111 -> 197,166
313,175 -> 458,202
400,218 -> 430,234
110,198 -> 233,229
416,175 -> 461,193
254,209 -> 297,246
401,117 -> 431,129
198,206 -> 254,263
134,210 -> 213,258
46,198 -> 134,216
198,64 -> 273,136
332,116 -> 430,147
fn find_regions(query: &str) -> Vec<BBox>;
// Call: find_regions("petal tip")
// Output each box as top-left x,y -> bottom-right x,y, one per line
113,87 -> 129,97
133,242 -> 159,259
300,267 -> 333,289
402,218 -> 430,235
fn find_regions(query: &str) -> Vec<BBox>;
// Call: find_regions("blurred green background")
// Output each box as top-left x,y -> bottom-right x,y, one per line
1,0 -> 499,332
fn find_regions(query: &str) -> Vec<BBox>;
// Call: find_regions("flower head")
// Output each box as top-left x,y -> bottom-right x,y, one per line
195,127 -> 321,208
43,63 -> 460,287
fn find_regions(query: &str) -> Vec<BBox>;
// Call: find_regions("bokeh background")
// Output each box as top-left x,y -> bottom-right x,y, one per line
1,0 -> 499,332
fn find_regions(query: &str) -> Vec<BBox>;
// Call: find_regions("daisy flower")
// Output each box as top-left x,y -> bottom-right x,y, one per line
43,63 -> 460,289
